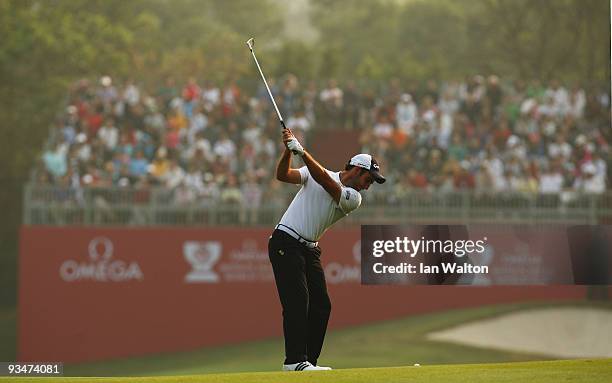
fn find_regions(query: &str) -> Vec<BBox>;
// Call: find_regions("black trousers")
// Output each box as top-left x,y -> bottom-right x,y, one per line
268,229 -> 332,365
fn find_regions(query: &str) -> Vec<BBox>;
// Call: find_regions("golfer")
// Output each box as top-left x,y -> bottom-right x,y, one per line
269,128 -> 386,371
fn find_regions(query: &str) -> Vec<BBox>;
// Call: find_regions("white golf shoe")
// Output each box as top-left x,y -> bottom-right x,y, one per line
282,361 -> 332,371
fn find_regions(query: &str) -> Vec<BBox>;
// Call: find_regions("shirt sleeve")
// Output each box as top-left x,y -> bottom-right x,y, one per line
338,187 -> 362,214
298,166 -> 309,185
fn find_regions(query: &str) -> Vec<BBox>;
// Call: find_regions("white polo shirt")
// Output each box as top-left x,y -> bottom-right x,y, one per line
278,166 -> 362,241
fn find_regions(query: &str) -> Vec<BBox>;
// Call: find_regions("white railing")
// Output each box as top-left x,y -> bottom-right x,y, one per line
23,184 -> 612,226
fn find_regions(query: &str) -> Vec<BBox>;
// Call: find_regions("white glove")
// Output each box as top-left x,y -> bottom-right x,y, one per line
287,138 -> 304,156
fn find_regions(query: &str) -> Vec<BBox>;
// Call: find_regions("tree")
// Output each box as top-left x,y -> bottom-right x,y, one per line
468,0 -> 610,83
310,0 -> 400,79
396,1 -> 471,79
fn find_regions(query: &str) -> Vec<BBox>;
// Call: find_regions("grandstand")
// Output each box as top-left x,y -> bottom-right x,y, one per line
27,75 -> 611,225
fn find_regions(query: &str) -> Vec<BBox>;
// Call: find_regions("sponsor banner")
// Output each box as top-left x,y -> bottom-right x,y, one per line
60,236 -> 144,282
362,225 -> 612,285
19,226 -> 586,363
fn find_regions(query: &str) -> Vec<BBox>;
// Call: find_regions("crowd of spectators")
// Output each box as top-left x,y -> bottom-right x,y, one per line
360,76 -> 611,200
36,74 -> 611,208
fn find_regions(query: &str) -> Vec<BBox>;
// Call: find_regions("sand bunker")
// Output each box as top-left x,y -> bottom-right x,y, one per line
428,307 -> 612,358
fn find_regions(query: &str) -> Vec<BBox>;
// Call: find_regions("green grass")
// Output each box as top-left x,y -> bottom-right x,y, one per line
1,359 -> 611,383
61,301 -> 610,376
2,301 -> 610,378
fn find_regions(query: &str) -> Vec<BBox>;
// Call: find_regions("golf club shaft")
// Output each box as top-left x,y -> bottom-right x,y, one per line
247,45 -> 286,129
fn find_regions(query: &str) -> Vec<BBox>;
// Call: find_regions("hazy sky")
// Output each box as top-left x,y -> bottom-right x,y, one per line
276,0 -> 319,42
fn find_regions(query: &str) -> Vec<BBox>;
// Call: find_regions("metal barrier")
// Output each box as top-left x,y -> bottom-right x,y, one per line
23,184 -> 612,226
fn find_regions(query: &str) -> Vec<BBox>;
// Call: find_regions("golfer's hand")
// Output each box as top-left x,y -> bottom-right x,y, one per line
283,128 -> 304,155
287,138 -> 304,156
282,128 -> 295,145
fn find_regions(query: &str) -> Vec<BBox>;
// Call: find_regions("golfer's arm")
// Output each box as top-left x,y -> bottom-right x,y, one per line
276,148 -> 302,184
301,150 -> 341,203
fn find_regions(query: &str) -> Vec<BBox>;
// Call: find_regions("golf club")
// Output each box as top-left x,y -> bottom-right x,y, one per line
246,37 -> 287,131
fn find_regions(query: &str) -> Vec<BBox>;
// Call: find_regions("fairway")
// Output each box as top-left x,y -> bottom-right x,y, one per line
60,302 -> 582,376
1,359 -> 611,383
3,302 -> 611,378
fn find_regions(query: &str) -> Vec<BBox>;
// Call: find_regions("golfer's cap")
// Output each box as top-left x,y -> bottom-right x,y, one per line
348,154 -> 386,184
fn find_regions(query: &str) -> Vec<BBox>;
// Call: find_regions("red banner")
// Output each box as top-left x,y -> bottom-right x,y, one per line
19,226 -> 586,363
